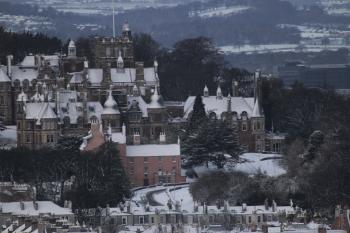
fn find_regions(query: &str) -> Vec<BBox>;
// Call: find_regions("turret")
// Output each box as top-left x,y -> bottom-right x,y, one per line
122,21 -> 132,40
148,86 -> 164,109
68,40 -> 77,58
216,85 -> 223,99
203,85 -> 209,97
101,89 -> 120,130
117,51 -> 124,70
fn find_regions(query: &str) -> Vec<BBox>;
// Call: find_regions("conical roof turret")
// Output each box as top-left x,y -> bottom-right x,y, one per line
148,86 -> 164,109
103,90 -> 120,114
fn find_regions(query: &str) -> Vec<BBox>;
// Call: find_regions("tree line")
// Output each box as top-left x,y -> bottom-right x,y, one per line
0,137 -> 130,209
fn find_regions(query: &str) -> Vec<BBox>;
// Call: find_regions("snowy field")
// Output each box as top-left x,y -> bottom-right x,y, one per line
220,43 -> 350,54
19,0 -> 190,16
189,5 -> 251,18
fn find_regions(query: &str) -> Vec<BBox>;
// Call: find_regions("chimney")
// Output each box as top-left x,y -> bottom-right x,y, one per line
242,203 -> 247,212
20,201 -> 25,210
133,131 -> 141,145
159,132 -> 166,144
33,201 -> 39,211
84,61 -> 89,69
37,222 -> 45,233
232,80 -> 238,97
318,225 -> 327,233
135,62 -> 144,82
122,123 -> 126,136
127,201 -> 131,213
224,201 -> 229,212
194,202 -> 198,213
175,201 -> 181,212
7,55 -> 13,77
264,199 -> 269,211
272,200 -> 277,212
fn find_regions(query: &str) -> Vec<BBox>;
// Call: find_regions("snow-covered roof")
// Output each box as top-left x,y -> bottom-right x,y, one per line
11,66 -> 38,83
184,96 -> 255,119
69,72 -> 84,84
111,132 -> 126,144
0,67 -> 10,82
58,101 -> 103,124
0,201 -> 73,216
25,103 -> 57,121
68,40 -> 76,48
111,68 -> 135,83
20,56 -> 36,67
126,144 -> 180,157
87,69 -> 103,84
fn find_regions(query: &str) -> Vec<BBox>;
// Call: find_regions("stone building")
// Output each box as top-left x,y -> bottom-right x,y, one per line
183,80 -> 265,152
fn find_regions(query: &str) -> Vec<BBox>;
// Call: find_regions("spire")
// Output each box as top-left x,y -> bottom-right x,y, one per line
216,85 -> 222,99
252,95 -> 262,118
227,93 -> 232,113
132,85 -> 139,96
203,85 -> 209,97
117,50 -> 124,69
154,58 -> 158,73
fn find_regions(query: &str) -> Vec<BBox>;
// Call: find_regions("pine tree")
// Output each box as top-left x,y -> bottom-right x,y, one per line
183,120 -> 241,169
188,95 -> 207,131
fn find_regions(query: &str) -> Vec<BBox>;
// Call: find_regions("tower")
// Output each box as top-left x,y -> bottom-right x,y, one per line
203,85 -> 209,97
68,40 -> 77,58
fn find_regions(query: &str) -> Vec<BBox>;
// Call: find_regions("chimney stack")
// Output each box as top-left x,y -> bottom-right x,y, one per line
133,131 -> 141,145
7,55 -> 13,77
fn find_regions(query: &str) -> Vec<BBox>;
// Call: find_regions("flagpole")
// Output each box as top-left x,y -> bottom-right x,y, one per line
112,0 -> 116,38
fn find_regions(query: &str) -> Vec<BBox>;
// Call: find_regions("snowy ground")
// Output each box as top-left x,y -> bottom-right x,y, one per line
193,153 -> 286,177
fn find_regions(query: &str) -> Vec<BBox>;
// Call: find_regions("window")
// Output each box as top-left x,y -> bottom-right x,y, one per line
248,216 -> 252,223
144,157 -> 148,163
128,157 -> 134,163
242,122 -> 247,131
106,47 -> 111,57
158,156 -> 162,161
144,166 -> 148,174
172,156 -> 176,162
258,216 -> 261,223
26,134 -> 31,143
0,96 -> 4,105
17,121 -> 21,130
139,216 -> 144,224
122,217 -> 127,225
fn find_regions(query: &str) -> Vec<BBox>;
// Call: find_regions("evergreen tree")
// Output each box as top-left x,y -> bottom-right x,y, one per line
188,94 -> 207,131
183,120 -> 241,169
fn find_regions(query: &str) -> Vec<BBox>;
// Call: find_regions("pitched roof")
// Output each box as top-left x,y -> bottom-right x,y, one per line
184,96 -> 255,119
0,67 -> 10,82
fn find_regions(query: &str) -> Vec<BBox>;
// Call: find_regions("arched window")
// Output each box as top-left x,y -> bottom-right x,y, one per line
31,79 -> 37,88
241,111 -> 248,120
14,80 -> 20,89
63,116 -> 70,128
232,112 -> 238,121
90,116 -> 98,123
22,79 -> 30,91
209,112 -> 217,120
77,117 -> 83,128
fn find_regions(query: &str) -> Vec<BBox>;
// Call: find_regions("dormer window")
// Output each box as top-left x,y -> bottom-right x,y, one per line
89,106 -> 95,112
